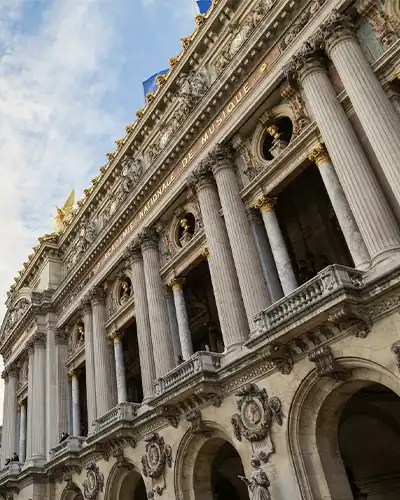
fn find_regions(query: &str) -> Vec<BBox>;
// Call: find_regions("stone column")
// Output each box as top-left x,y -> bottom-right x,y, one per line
164,286 -> 182,363
138,230 -> 175,378
18,401 -> 26,462
320,10 -> 400,207
253,196 -> 298,295
308,142 -> 371,269
81,297 -> 97,430
70,371 -> 81,436
31,333 -> 46,462
90,287 -> 114,418
127,244 -> 156,402
284,43 -> 400,262
110,330 -> 127,404
168,278 -> 193,360
210,145 -> 270,329
189,164 -> 249,350
247,207 -> 284,303
1,365 -> 18,466
26,341 -> 34,460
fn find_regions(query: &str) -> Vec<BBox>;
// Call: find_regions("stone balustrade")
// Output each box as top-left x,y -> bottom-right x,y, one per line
155,351 -> 223,396
91,401 -> 141,434
0,462 -> 21,479
49,436 -> 86,461
254,265 -> 364,335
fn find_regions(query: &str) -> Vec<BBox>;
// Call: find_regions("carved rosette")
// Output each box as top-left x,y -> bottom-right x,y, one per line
231,383 -> 282,462
83,463 -> 104,500
141,433 -> 172,496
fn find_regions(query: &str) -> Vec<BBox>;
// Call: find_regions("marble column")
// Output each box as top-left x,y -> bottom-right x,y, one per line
18,401 -> 26,463
31,333 -> 46,462
168,278 -> 193,360
81,297 -> 97,430
284,44 -> 400,262
247,207 -> 284,302
189,165 -> 248,350
90,287 -> 114,417
308,142 -> 371,269
110,330 -> 127,404
26,341 -> 34,460
127,244 -> 156,402
253,196 -> 298,295
1,371 -> 10,467
210,145 -> 270,329
321,10 -> 400,206
139,230 -> 175,377
164,286 -> 182,363
70,371 -> 81,436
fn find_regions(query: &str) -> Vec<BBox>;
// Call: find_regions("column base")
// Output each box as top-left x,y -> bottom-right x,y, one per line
24,457 -> 46,468
222,343 -> 249,366
364,249 -> 400,284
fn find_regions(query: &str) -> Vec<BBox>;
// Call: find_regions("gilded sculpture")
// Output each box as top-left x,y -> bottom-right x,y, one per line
53,190 -> 75,235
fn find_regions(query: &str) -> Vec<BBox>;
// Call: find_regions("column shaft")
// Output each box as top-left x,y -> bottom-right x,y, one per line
81,299 -> 97,429
211,151 -> 270,328
112,335 -> 127,403
248,208 -> 284,302
91,289 -> 114,417
169,279 -> 193,360
26,347 -> 34,460
323,12 -> 400,206
165,287 -> 182,362
129,250 -> 156,402
19,403 -> 26,462
1,376 -> 10,467
309,143 -> 370,269
289,51 -> 400,260
254,197 -> 298,295
31,336 -> 46,461
71,373 -> 81,436
7,374 -> 18,458
191,171 -> 248,350
140,232 -> 175,377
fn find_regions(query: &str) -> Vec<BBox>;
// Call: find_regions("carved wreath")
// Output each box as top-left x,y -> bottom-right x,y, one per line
83,463 -> 104,500
141,433 -> 172,479
231,383 -> 283,442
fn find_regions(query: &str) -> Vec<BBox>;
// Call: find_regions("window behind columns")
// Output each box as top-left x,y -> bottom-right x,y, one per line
275,164 -> 353,285
78,367 -> 88,436
121,324 -> 143,404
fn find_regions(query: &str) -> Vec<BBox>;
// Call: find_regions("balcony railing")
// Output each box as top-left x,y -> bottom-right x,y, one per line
254,265 -> 363,335
0,462 -> 21,480
49,436 -> 86,460
91,401 -> 141,434
155,350 -> 223,396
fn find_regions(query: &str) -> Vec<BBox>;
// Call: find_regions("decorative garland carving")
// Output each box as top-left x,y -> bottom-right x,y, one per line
83,463 -> 104,500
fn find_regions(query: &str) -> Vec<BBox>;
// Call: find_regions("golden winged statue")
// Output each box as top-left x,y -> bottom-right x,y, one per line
53,189 -> 75,234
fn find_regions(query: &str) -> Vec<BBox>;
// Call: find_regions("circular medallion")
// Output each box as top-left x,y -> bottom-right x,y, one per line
241,399 -> 263,430
148,442 -> 161,467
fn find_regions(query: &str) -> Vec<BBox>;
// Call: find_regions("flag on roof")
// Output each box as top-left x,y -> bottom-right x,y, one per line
196,0 -> 212,15
142,69 -> 169,98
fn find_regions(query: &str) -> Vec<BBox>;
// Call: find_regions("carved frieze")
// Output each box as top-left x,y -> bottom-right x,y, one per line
141,433 -> 172,496
121,155 -> 144,193
83,463 -> 104,500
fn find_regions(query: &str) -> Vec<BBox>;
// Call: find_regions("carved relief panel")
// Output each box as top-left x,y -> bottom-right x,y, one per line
141,433 -> 172,496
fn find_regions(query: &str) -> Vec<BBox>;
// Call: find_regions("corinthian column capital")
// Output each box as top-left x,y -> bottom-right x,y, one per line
252,195 -> 277,214
80,294 -> 92,315
187,158 -> 214,191
283,39 -> 326,85
89,285 -> 106,305
308,142 -> 330,166
137,227 -> 159,251
124,240 -> 142,265
209,143 -> 235,175
318,10 -> 357,56
167,277 -> 185,292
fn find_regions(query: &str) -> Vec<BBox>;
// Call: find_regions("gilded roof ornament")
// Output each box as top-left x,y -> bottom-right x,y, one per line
168,56 -> 178,68
115,138 -> 125,148
100,164 -> 108,174
146,92 -> 155,103
106,152 -> 115,161
156,74 -> 167,87
195,14 -> 206,26
181,35 -> 192,49
53,189 -> 75,235
125,123 -> 135,134
136,108 -> 145,120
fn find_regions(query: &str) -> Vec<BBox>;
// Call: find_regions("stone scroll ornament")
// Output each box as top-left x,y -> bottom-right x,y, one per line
231,383 -> 283,463
141,433 -> 172,496
83,463 -> 104,500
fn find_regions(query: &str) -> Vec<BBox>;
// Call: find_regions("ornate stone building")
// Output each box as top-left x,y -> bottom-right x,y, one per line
1,0 -> 400,499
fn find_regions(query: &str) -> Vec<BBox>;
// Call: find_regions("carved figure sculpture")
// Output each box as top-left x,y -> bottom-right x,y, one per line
53,190 -> 75,234
119,280 -> 131,305
239,457 -> 271,500
121,155 -> 143,192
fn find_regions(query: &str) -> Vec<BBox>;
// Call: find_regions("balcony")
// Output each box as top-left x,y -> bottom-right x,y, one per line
91,401 -> 141,435
152,351 -> 223,406
49,436 -> 86,461
248,265 -> 369,365
0,462 -> 22,481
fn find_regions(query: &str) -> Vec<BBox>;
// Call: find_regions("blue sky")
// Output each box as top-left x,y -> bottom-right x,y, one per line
0,0 -> 197,316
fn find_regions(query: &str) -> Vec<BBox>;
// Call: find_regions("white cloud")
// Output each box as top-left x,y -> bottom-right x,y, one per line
0,0 -> 127,421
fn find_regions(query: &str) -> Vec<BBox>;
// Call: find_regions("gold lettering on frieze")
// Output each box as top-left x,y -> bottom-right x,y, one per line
91,60 -> 270,275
